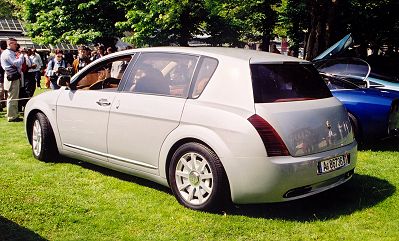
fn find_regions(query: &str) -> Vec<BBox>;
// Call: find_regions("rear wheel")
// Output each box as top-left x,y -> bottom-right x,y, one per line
169,142 -> 228,211
31,112 -> 59,162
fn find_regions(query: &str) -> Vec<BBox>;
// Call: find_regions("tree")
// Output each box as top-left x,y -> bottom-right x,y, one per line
278,0 -> 308,57
116,0 -> 206,47
347,0 -> 399,56
0,0 -> 20,18
233,0 -> 280,51
282,0 -> 399,60
116,0 -> 281,50
22,0 -> 126,46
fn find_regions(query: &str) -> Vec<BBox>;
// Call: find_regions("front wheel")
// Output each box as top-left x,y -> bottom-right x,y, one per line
31,112 -> 59,162
169,142 -> 229,211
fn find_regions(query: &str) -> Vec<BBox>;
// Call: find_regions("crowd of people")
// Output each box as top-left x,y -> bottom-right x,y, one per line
0,37 -> 127,122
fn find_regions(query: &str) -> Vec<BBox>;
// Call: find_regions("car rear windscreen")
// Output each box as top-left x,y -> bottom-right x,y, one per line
250,63 -> 332,103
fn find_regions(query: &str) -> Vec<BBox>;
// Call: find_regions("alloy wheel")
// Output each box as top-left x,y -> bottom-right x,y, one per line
174,152 -> 214,206
32,119 -> 42,157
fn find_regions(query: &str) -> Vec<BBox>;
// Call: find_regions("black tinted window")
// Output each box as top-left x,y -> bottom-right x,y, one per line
250,63 -> 332,103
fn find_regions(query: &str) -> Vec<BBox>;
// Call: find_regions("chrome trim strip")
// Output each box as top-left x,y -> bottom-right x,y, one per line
63,143 -> 158,170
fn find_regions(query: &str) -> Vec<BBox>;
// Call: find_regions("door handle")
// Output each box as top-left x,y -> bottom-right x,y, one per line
96,98 -> 111,106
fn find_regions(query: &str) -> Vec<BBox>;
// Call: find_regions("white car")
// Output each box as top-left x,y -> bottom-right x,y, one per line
25,47 -> 357,211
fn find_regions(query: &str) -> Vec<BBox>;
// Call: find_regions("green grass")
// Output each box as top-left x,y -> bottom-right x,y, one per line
1,104 -> 399,240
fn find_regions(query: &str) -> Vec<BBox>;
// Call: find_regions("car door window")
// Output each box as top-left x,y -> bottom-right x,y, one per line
190,57 -> 218,98
123,53 -> 198,97
73,55 -> 133,90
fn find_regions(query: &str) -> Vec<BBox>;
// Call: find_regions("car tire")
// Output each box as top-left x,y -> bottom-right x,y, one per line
348,112 -> 362,145
169,142 -> 228,212
31,112 -> 59,162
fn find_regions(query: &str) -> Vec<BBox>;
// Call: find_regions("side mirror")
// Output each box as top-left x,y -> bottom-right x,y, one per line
57,75 -> 71,87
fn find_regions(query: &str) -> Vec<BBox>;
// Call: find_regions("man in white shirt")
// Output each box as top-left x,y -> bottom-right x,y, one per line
25,49 -> 39,97
0,38 -> 25,122
29,48 -> 43,88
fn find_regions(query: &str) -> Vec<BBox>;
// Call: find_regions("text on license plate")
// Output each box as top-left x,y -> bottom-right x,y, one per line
318,154 -> 350,174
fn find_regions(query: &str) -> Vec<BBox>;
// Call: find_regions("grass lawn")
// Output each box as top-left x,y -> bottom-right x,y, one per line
1,90 -> 399,240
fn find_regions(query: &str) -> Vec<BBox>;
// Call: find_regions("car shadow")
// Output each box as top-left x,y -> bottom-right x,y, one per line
58,156 -> 171,195
359,137 -> 399,152
222,174 -> 395,221
0,216 -> 48,241
59,157 -> 395,221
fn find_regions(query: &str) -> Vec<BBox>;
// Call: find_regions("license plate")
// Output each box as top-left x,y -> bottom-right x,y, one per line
318,154 -> 350,174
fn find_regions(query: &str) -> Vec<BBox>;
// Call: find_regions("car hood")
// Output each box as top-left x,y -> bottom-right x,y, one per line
313,34 -> 353,61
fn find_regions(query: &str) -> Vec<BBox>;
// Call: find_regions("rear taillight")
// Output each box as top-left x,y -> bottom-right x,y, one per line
248,114 -> 290,156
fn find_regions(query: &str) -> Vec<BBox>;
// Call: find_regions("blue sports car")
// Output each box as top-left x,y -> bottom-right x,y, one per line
319,71 -> 399,144
314,39 -> 399,145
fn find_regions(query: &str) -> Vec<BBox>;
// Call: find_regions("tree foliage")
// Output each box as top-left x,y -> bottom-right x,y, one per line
116,0 -> 280,50
281,0 -> 399,59
16,0 -> 399,56
0,0 -> 20,18
116,0 -> 206,47
22,0 -> 126,46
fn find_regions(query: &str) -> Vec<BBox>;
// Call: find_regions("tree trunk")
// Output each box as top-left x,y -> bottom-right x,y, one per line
260,34 -> 271,52
304,0 -> 342,60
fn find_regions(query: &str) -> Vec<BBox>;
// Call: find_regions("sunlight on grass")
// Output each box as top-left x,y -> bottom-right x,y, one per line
0,106 -> 398,240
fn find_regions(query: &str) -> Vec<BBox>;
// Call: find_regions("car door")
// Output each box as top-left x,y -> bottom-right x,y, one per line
107,52 -> 199,174
57,54 -> 134,161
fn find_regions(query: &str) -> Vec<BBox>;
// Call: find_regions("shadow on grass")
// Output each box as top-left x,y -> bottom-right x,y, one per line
224,174 -> 395,221
59,156 -> 395,221
359,137 -> 399,152
0,216 -> 48,241
59,156 -> 171,195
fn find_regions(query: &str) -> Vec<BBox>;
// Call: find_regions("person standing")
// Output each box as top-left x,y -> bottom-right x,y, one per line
0,38 -> 25,122
18,47 -> 33,112
25,49 -> 38,97
30,48 -> 43,89
0,40 -> 7,112
72,45 -> 91,74
46,49 -> 67,90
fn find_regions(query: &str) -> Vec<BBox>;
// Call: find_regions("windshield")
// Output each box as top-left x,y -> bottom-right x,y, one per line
321,73 -> 360,90
314,58 -> 371,81
250,63 -> 332,103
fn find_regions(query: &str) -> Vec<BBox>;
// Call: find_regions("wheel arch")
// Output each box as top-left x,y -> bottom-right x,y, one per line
26,109 -> 42,145
164,138 -> 215,185
347,111 -> 363,143
159,127 -> 232,191
25,107 -> 61,151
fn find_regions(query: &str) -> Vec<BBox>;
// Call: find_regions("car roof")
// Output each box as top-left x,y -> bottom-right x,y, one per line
114,46 -> 307,64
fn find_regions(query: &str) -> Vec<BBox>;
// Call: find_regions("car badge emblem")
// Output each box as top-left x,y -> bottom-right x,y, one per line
326,120 -> 332,130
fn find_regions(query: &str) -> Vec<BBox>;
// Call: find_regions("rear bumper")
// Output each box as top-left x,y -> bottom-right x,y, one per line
224,141 -> 357,204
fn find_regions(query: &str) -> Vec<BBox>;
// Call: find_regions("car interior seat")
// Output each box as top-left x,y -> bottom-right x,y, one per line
134,67 -> 170,95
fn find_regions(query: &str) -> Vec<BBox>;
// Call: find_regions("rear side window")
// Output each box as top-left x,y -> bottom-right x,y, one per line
191,57 -> 218,98
250,63 -> 332,103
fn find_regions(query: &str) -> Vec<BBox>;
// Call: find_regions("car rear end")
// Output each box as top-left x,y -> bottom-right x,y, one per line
229,60 -> 357,203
